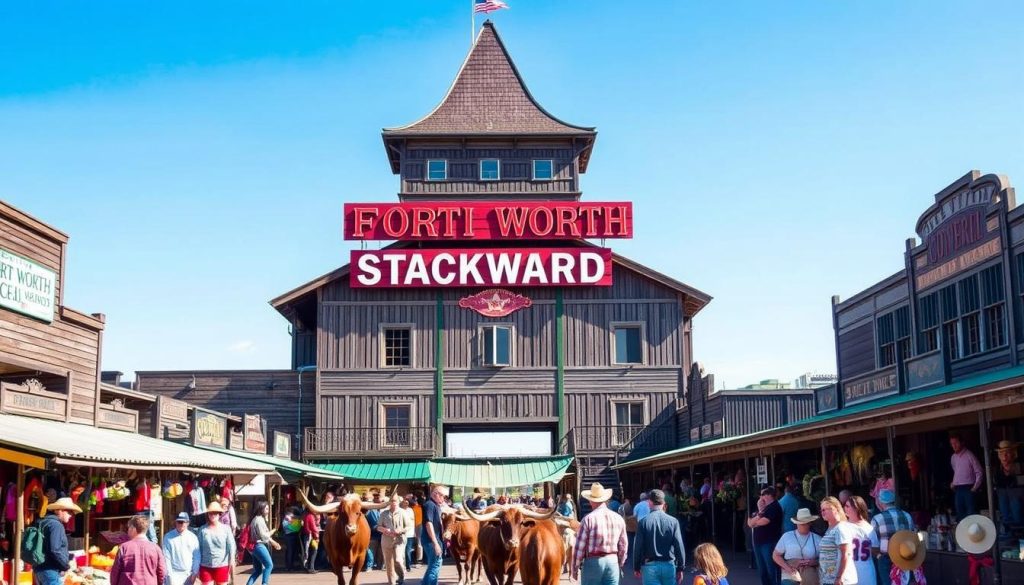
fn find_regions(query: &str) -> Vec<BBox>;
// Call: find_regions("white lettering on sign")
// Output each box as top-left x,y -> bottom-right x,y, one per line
0,248 -> 57,322
918,184 -> 995,238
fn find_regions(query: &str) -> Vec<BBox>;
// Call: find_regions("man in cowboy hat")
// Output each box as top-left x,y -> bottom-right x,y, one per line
632,489 -> 684,585
994,440 -> 1023,531
33,498 -> 82,585
572,483 -> 628,585
870,490 -> 914,585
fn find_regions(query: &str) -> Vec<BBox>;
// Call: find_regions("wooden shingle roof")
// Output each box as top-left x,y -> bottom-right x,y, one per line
383,21 -> 595,138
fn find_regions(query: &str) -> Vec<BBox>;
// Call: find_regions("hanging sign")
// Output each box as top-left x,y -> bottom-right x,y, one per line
273,431 -> 291,459
243,414 -> 267,453
351,248 -> 612,288
0,247 -> 57,322
756,457 -> 769,485
344,202 -> 633,241
459,289 -> 533,317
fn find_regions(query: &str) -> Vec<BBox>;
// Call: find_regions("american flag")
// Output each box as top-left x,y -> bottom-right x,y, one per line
474,0 -> 508,14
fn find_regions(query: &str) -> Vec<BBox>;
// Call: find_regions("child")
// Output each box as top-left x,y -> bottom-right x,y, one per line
693,543 -> 730,585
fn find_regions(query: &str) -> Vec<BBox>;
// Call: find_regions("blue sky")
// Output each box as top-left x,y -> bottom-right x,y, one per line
2,1 -> 1023,390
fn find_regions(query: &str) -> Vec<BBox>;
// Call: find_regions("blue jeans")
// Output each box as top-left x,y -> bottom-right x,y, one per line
405,536 -> 416,570
364,544 -> 375,572
246,542 -> 274,585
876,554 -> 892,585
422,540 -> 443,585
997,488 -> 1024,527
641,561 -> 675,585
581,556 -> 620,585
33,569 -> 62,585
954,485 -> 976,520
754,543 -> 778,585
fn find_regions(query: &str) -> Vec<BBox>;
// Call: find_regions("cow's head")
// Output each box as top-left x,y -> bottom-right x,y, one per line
296,488 -> 389,536
464,504 -> 555,551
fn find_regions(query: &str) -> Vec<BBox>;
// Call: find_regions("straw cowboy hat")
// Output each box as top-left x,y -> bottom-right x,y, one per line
581,483 -> 613,503
792,508 -> 819,525
995,440 -> 1020,453
889,530 -> 926,571
206,501 -> 224,514
955,515 -> 997,554
46,498 -> 82,514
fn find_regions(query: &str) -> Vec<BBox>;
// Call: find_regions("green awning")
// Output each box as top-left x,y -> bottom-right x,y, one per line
429,456 -> 574,488
309,456 -> 574,487
314,461 -> 431,482
193,445 -> 346,481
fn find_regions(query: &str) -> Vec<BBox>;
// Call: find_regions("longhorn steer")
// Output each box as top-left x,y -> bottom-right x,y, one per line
296,489 -> 389,585
463,504 -> 561,585
553,515 -> 580,575
442,510 -> 483,585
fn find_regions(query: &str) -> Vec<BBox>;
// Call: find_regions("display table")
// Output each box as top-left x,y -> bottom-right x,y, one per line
921,549 -> 1024,585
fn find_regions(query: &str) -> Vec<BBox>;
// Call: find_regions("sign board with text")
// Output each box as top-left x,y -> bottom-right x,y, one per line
192,410 -> 228,449
0,247 -> 57,322
842,367 -> 899,407
0,380 -> 67,422
273,431 -> 291,459
243,414 -> 267,453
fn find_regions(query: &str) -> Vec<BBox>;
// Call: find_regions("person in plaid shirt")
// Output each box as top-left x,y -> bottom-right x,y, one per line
572,483 -> 629,585
869,490 -> 915,584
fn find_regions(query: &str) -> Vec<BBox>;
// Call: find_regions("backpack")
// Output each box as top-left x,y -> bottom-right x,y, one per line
21,519 -> 47,567
236,522 -> 255,563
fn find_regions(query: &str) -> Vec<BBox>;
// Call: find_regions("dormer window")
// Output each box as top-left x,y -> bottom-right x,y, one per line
427,160 -> 447,181
532,160 -> 553,181
480,159 -> 500,181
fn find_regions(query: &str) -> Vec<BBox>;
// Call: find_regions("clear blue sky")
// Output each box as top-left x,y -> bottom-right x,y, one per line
2,1 -> 1023,390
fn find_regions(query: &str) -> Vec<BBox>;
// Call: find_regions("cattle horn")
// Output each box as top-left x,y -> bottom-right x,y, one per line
296,487 -> 341,515
461,502 -> 501,522
520,505 -> 557,520
360,499 -> 390,511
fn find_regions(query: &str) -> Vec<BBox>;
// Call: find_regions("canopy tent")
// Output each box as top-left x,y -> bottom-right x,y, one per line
194,444 -> 345,482
311,455 -> 574,488
0,413 -> 279,481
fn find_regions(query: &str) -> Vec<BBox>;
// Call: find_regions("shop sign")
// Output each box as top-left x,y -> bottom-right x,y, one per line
712,420 -> 723,436
192,410 -> 227,449
916,236 -> 1001,291
97,399 -> 139,433
0,380 -> 67,421
351,248 -> 612,288
701,423 -> 712,438
906,351 -> 946,392
229,429 -> 243,451
459,289 -> 532,317
243,414 -> 267,453
917,182 -> 996,240
273,431 -> 291,459
157,396 -> 188,424
815,384 -> 838,414
344,202 -> 633,241
0,247 -> 57,323
842,367 -> 898,406
690,428 -> 699,441
756,457 -> 768,485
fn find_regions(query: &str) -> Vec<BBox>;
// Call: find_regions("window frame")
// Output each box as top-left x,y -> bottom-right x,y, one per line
378,401 -> 416,448
479,323 -> 514,367
426,160 -> 447,181
610,399 -> 648,447
532,159 -> 554,181
379,323 -> 415,369
610,321 -> 646,366
479,159 -> 500,181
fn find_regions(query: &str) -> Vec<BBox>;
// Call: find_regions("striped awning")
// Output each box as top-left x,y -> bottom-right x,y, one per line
314,461 -> 431,482
311,456 -> 573,488
193,445 -> 345,481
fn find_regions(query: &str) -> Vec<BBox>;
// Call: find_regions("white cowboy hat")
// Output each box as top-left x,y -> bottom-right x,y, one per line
889,530 -> 926,571
581,483 -> 613,503
46,498 -> 82,514
792,508 -> 818,525
995,440 -> 1020,453
955,515 -> 996,554
206,501 -> 224,514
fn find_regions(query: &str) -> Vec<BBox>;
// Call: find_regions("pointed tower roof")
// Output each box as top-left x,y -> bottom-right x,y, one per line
383,21 -> 597,170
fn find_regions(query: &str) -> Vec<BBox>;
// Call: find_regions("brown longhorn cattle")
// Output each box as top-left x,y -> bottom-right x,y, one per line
463,504 -> 563,585
553,515 -> 580,574
296,489 -> 388,585
441,510 -> 482,585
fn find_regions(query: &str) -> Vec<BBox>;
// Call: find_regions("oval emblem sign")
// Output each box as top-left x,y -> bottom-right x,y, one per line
459,289 -> 533,318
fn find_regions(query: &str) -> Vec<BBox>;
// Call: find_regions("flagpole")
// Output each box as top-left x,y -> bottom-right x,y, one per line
470,0 -> 475,45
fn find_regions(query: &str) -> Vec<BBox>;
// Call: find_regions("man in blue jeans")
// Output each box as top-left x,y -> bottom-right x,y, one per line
33,498 -> 83,585
420,485 -> 448,585
632,489 -> 685,585
747,487 -> 782,585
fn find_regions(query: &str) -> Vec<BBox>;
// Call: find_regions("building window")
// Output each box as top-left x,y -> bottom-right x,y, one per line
940,284 -> 959,360
480,159 -> 500,181
381,325 -> 413,367
382,404 -> 411,447
426,160 -> 447,181
986,304 -> 1006,349
981,263 -> 1006,351
482,325 -> 512,366
532,160 -> 553,181
918,292 -> 939,353
612,323 -> 644,365
612,401 -> 645,446
877,313 -> 896,367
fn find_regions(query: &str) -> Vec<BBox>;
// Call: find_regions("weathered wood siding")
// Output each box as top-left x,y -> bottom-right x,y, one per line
318,370 -> 434,428
136,370 -> 315,445
319,302 -> 437,370
837,322 -> 875,379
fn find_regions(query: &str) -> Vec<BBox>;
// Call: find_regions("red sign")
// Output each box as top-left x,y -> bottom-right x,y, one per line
459,289 -> 533,317
344,202 -> 632,241
350,248 -> 613,288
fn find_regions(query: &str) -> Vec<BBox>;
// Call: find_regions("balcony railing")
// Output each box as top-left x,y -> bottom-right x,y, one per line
304,426 -> 437,458
560,424 -> 676,460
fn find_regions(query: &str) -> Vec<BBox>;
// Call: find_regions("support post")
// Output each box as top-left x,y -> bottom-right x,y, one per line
887,425 -> 898,495
709,460 -> 716,540
13,464 -> 25,585
555,288 -> 566,440
435,292 -> 445,456
979,410 -> 1001,585
821,437 -> 830,496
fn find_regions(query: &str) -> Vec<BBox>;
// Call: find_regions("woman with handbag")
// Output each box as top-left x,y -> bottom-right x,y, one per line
773,508 -> 822,585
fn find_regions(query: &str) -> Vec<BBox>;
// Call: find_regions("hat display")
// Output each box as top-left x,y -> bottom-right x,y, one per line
878,489 -> 896,505
889,530 -> 926,571
206,501 -> 224,514
792,508 -> 819,525
995,440 -> 1020,453
581,483 -> 613,503
955,515 -> 997,554
46,497 -> 83,514
175,512 -> 190,523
